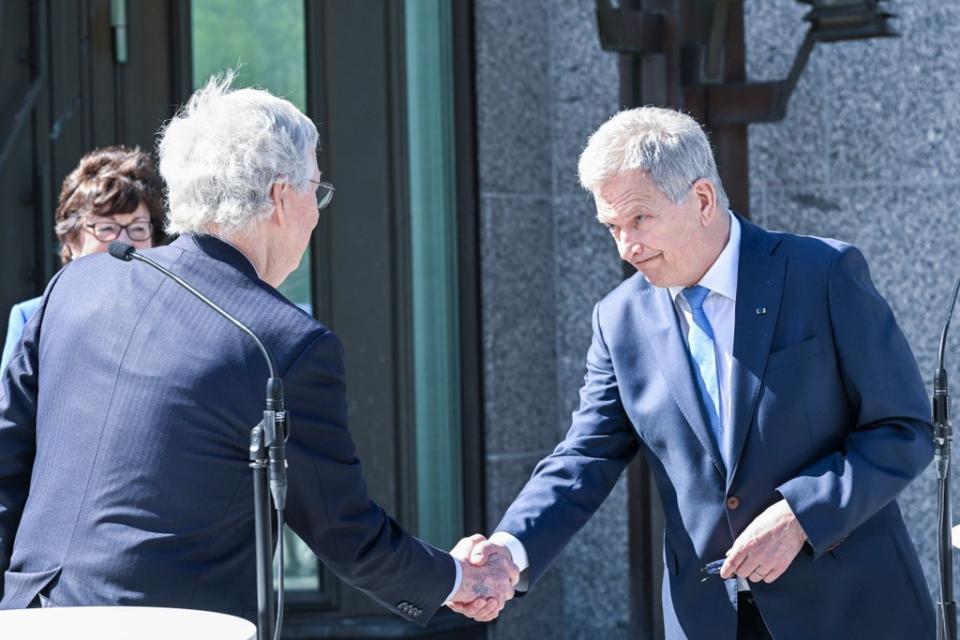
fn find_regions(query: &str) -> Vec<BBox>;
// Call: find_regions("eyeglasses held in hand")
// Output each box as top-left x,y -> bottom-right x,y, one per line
700,559 -> 724,582
84,220 -> 154,242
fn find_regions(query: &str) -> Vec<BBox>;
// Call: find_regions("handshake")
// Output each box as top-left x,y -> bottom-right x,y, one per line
446,534 -> 519,622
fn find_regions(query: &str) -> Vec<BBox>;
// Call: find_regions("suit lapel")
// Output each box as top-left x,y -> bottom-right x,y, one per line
636,282 -> 726,477
726,219 -> 785,488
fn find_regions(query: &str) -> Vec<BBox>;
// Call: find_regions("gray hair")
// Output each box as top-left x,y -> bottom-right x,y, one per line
577,107 -> 729,211
158,71 -> 319,236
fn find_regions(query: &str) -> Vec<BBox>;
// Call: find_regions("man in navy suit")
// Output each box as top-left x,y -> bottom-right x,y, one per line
0,73 -> 517,624
454,107 -> 936,638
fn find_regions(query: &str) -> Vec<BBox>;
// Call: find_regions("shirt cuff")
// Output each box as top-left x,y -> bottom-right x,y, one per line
443,554 -> 463,604
489,531 -> 529,572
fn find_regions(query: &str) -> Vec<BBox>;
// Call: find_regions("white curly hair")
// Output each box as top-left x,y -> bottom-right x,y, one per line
158,70 -> 319,236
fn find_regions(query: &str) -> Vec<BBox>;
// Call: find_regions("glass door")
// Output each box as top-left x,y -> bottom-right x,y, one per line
189,1 -> 480,631
191,0 -> 321,600
191,0 -> 313,313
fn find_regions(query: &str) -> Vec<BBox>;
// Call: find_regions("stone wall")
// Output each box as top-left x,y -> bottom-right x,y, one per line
475,1 -> 627,638
746,0 -> 960,603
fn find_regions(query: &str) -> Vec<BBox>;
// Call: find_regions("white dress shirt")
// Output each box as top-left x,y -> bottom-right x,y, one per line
493,213 -> 743,590
445,558 -> 462,603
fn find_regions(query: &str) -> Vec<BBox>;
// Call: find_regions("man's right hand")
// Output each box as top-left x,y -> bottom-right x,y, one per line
447,534 -> 519,622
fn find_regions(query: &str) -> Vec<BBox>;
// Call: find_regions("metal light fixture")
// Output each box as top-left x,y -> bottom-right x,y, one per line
595,0 -> 898,124
705,0 -> 898,124
799,0 -> 897,42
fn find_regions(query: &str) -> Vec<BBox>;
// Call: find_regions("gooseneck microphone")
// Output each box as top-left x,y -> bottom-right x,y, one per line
933,277 -> 960,640
107,242 -> 276,379
107,241 -> 288,507
109,241 -> 287,640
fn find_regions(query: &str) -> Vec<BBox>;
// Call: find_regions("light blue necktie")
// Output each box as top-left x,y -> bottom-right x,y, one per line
681,285 -> 723,463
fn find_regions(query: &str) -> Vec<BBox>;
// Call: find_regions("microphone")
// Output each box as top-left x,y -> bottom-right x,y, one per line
110,240 -> 289,639
934,278 -> 960,480
933,277 -> 960,640
107,241 -> 288,509
108,242 -> 136,261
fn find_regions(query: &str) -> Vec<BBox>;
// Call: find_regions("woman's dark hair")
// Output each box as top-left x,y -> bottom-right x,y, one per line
54,145 -> 166,264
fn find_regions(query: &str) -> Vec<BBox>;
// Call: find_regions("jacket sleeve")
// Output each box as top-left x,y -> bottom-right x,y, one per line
0,296 -> 49,594
280,329 -> 456,626
1,301 -> 30,373
494,302 -> 640,589
778,245 -> 934,557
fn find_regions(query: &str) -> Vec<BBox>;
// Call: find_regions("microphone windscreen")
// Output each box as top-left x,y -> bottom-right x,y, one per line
108,241 -> 136,261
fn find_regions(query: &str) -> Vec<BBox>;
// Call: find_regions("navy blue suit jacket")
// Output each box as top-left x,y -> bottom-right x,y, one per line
496,218 -> 936,639
0,234 -> 454,624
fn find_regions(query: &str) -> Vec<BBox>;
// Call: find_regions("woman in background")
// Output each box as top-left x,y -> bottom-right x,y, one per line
1,146 -> 166,370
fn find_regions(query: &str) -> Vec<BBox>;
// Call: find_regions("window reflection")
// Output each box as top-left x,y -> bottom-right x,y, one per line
191,0 -> 312,313
191,0 -> 317,591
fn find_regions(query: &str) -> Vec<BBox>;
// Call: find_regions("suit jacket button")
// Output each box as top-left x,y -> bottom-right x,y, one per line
726,496 -> 740,510
414,610 -> 422,618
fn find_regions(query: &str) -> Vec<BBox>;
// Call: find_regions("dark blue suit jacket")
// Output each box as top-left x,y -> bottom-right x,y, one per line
496,218 -> 935,639
0,234 -> 454,624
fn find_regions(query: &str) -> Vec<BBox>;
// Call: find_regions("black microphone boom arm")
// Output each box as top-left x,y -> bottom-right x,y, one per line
934,277 -> 960,640
108,241 -> 287,640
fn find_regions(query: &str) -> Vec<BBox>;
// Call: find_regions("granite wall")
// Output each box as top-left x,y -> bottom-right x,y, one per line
475,0 -> 954,638
474,1 -> 627,638
745,0 -> 960,607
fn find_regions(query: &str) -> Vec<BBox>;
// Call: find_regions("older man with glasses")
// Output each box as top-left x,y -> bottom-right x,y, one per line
0,72 -> 516,625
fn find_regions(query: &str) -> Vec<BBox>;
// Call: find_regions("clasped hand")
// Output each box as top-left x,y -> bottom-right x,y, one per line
447,534 -> 518,622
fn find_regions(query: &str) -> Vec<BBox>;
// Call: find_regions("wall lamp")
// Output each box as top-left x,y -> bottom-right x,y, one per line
596,0 -> 898,125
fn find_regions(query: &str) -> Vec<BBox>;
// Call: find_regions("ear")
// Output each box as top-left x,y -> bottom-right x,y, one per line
64,239 -> 78,261
269,182 -> 286,227
692,178 -> 718,226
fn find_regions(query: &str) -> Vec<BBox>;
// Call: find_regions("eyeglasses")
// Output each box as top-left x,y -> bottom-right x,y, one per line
309,179 -> 336,210
700,559 -> 724,582
84,220 -> 154,242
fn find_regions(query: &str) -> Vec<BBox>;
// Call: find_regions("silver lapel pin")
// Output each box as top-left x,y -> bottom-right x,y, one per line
756,307 -> 767,315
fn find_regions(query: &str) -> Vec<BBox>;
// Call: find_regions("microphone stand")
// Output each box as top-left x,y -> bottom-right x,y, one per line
109,243 -> 288,640
250,380 -> 287,640
935,278 -> 960,640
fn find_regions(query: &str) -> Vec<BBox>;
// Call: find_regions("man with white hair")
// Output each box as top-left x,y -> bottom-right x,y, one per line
0,74 -> 517,625
455,107 -> 936,638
